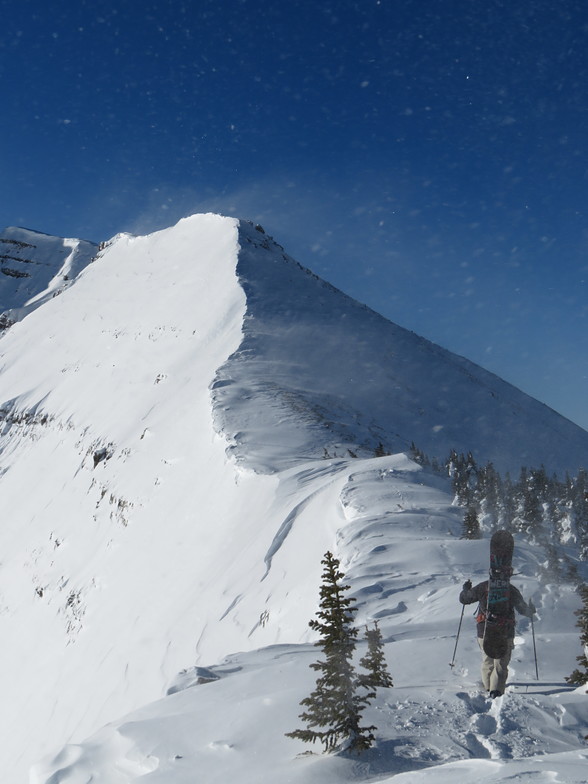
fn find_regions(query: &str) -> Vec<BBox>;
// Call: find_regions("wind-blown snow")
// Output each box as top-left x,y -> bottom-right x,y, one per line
0,214 -> 586,783
212,221 -> 588,475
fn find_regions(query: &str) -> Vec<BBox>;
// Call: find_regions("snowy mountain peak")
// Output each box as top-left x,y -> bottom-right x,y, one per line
211,219 -> 588,475
0,214 -> 586,782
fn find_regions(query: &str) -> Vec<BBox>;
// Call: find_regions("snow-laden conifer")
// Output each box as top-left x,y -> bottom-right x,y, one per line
358,621 -> 393,693
286,551 -> 375,753
565,583 -> 588,686
462,507 -> 481,540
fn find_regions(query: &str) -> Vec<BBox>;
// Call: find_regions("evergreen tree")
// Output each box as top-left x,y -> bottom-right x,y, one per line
571,469 -> 588,560
409,442 -> 429,466
545,471 -> 567,545
286,552 -> 376,753
511,466 -> 529,534
499,472 -> 517,531
476,462 -> 500,530
462,507 -> 481,539
565,583 -> 588,685
446,449 -> 459,478
449,451 -> 478,507
539,543 -> 563,582
358,622 -> 393,692
374,442 -> 389,458
442,447 -> 588,570
524,467 -> 547,535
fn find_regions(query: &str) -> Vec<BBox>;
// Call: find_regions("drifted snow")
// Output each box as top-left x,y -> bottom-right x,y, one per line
0,214 -> 585,782
31,453 -> 588,784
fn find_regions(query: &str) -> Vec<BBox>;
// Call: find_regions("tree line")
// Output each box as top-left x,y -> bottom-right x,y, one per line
408,446 -> 588,568
290,448 -> 588,756
433,448 -> 588,686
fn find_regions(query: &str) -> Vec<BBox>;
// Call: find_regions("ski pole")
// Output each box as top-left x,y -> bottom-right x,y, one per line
530,610 -> 539,680
449,604 -> 465,668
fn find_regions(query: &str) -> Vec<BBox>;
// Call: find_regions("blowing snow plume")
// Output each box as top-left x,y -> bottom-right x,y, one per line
212,219 -> 588,475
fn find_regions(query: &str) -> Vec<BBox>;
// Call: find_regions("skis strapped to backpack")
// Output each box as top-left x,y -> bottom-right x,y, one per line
482,530 -> 514,659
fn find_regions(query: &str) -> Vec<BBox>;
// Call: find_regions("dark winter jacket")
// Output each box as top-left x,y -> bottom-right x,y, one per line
459,580 -> 532,639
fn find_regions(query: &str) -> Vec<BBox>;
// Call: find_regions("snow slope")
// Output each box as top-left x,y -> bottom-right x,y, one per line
0,214 -> 257,780
213,221 -> 588,475
0,214 -> 585,782
0,226 -> 96,328
32,453 -> 588,784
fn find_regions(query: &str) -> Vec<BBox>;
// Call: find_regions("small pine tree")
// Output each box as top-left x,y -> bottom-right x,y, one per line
448,450 -> 477,507
475,462 -> 501,530
358,622 -> 393,692
374,442 -> 389,458
286,552 -> 376,753
565,583 -> 588,685
521,468 -> 545,536
462,507 -> 481,539
571,470 -> 588,560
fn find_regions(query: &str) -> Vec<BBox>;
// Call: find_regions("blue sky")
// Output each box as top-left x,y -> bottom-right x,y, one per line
2,0 -> 587,432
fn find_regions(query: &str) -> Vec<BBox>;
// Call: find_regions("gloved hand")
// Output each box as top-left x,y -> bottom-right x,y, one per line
462,580 -> 472,591
528,600 -> 536,616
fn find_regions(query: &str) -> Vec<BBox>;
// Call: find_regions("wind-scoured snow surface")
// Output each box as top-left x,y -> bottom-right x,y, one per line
0,214 -> 585,783
214,221 -> 588,475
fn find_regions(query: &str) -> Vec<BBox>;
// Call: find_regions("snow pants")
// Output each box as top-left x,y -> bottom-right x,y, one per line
477,637 -> 513,694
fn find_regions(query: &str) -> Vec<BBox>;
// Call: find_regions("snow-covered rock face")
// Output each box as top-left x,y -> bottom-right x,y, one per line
0,214 -> 586,783
0,227 -> 96,329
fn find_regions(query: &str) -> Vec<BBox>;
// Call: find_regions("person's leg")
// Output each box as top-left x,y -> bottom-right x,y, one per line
489,640 -> 513,694
477,638 -> 492,690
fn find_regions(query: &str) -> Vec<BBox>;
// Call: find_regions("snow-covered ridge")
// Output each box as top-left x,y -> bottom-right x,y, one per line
32,453 -> 588,784
0,226 -> 97,329
0,214 -> 586,782
212,219 -> 588,475
0,214 -> 253,780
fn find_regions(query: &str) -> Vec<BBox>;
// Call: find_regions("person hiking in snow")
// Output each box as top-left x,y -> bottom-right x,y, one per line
459,576 -> 534,698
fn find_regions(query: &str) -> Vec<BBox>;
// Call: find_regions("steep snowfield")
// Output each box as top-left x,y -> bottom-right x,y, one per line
0,214 -> 586,782
213,221 -> 588,475
0,214 -> 264,779
0,226 -> 96,328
